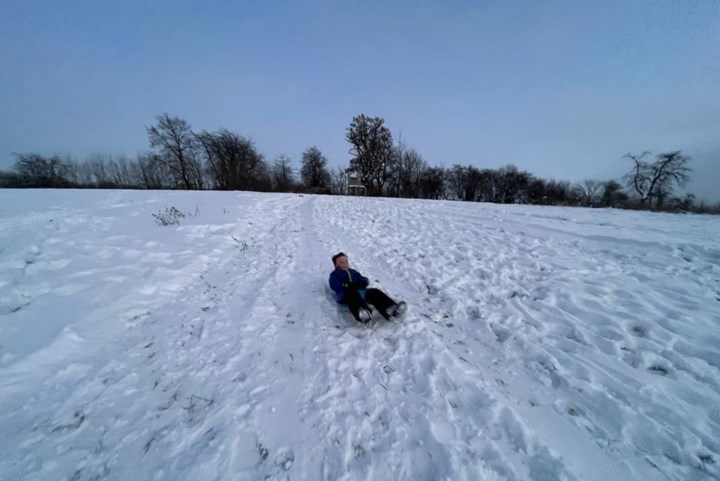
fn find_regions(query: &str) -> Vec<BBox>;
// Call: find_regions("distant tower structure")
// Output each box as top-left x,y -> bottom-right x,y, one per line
347,174 -> 366,196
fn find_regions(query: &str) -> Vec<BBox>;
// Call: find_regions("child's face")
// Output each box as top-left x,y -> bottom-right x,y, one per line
335,256 -> 349,270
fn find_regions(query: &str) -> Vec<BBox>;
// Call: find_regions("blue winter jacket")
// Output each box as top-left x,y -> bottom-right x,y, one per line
329,267 -> 369,303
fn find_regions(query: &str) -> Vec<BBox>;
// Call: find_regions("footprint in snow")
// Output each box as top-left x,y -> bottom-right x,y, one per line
275,447 -> 295,471
0,290 -> 32,315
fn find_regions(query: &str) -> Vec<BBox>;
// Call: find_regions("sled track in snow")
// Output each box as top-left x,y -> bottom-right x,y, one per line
0,194 -> 308,480
311,195 -> 720,481
308,196 -> 578,481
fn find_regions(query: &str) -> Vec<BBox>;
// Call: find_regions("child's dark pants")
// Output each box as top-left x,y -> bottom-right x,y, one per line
342,288 -> 396,321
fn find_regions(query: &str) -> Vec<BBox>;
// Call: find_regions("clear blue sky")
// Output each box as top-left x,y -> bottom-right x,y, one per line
1,0 -> 718,200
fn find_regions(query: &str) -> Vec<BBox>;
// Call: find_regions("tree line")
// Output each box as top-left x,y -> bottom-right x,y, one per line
1,112 -> 716,214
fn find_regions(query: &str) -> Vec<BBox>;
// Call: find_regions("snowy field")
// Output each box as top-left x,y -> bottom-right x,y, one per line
0,189 -> 719,481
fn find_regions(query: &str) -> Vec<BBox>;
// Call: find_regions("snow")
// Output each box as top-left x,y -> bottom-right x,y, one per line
0,189 -> 719,481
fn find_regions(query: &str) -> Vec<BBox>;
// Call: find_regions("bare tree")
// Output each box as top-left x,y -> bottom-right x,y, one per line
397,143 -> 428,198
329,166 -> 348,195
446,165 -> 467,200
545,179 -> 572,205
623,151 -> 652,206
346,114 -> 394,195
12,153 -> 72,187
271,154 -> 295,192
419,166 -> 446,199
138,153 -> 172,189
147,113 -> 204,189
476,169 -> 499,203
575,180 -> 603,207
492,164 -> 532,204
195,130 -> 221,188
599,180 -> 628,208
623,151 -> 691,209
106,155 -> 148,188
196,129 -> 267,191
649,151 -> 692,209
463,166 -> 485,202
526,178 -> 548,204
73,160 -> 94,186
445,165 -> 485,202
0,170 -> 24,187
300,146 -> 331,191
89,154 -> 113,186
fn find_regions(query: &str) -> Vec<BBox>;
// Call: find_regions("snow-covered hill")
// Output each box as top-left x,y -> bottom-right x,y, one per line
1,189 -> 718,481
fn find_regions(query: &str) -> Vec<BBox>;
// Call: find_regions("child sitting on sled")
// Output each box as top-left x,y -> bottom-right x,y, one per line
328,252 -> 406,323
